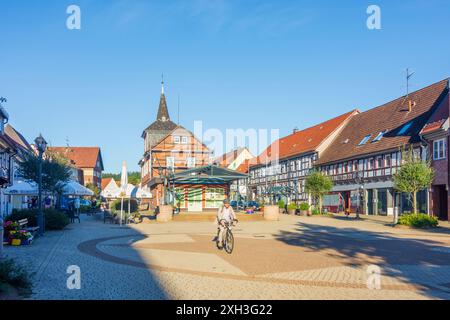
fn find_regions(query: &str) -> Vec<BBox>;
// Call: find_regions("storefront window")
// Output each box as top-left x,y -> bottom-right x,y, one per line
205,187 -> 225,208
401,189 -> 427,214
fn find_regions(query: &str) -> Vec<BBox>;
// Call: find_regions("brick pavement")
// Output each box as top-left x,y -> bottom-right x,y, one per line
4,214 -> 450,300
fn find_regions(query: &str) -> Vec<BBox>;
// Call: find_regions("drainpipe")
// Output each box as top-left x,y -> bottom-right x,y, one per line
419,134 -> 431,216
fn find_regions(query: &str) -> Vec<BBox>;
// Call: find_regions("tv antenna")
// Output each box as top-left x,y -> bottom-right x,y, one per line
406,68 -> 415,97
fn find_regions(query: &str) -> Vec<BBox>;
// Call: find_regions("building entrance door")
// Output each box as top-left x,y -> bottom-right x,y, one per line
187,187 -> 203,212
367,190 -> 374,215
433,185 -> 449,221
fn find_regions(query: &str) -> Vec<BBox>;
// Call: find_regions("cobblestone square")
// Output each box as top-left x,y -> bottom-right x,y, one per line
4,214 -> 450,300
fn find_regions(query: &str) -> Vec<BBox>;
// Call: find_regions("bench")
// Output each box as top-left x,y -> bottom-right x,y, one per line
18,218 -> 40,237
103,211 -> 114,224
67,211 -> 81,223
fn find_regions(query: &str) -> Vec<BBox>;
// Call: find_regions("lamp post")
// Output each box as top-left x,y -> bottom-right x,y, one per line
355,171 -> 364,220
34,134 -> 47,236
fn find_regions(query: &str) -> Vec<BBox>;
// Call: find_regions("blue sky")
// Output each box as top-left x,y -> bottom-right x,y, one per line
1,0 -> 450,173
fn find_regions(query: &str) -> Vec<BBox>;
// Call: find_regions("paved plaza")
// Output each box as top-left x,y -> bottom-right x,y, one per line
4,214 -> 450,300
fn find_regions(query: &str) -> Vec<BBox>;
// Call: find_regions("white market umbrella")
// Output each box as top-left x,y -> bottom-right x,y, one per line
119,161 -> 128,226
4,180 -> 38,195
62,181 -> 94,196
133,185 -> 152,199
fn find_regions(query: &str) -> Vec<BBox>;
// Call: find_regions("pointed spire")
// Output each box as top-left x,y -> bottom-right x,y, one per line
157,75 -> 170,122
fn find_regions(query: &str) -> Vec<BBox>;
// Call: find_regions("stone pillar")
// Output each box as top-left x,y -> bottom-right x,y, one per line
263,205 -> 279,221
157,205 -> 173,222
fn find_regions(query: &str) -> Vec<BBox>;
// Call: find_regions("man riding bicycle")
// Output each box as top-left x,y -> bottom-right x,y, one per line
216,199 -> 237,250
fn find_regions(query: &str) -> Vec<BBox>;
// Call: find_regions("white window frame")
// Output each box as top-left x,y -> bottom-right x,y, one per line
187,157 -> 196,168
166,157 -> 175,168
433,139 -> 446,160
359,135 -> 371,146
173,136 -> 181,144
181,136 -> 188,144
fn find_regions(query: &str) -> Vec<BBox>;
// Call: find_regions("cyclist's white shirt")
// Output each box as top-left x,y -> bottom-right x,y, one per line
218,206 -> 235,223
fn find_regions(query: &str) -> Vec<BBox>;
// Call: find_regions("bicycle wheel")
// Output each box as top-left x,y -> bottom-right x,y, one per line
224,229 -> 234,254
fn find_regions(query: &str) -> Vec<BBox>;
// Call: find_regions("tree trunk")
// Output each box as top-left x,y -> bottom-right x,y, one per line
413,191 -> 417,214
319,196 -> 322,214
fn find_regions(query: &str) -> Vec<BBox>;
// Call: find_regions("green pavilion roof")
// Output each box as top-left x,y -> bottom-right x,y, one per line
169,164 -> 247,185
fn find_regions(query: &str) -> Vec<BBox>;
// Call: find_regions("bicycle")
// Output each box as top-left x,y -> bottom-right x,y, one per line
217,219 -> 238,254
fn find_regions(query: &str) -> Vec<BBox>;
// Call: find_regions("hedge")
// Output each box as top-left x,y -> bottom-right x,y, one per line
398,213 -> 438,228
7,209 -> 70,230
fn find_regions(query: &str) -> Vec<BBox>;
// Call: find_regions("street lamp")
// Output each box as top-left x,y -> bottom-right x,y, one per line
355,171 -> 364,220
34,134 -> 47,236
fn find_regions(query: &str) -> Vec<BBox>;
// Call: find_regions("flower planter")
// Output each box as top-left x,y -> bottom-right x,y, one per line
263,205 -> 279,221
21,239 -> 33,246
157,205 -> 173,223
11,239 -> 21,246
288,209 -> 296,215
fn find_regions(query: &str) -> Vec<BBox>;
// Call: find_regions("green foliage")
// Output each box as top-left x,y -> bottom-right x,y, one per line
17,154 -> 72,195
8,209 -> 69,230
305,171 -> 333,212
287,203 -> 297,210
44,209 -> 70,230
398,213 -> 438,228
85,183 -> 100,198
103,172 -> 141,185
299,202 -> 310,211
110,199 -> 138,214
393,149 -> 434,214
0,258 -> 33,295
311,208 -> 321,215
277,200 -> 285,208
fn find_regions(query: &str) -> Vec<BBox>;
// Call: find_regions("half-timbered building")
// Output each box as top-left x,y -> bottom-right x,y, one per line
248,110 -> 358,204
317,79 -> 449,218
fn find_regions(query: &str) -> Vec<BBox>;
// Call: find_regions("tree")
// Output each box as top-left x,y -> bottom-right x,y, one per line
86,183 -> 100,198
103,171 -> 141,185
17,154 -> 72,196
393,149 -> 434,214
305,170 -> 333,213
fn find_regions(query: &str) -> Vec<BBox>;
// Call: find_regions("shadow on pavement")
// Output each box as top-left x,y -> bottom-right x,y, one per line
274,221 -> 450,299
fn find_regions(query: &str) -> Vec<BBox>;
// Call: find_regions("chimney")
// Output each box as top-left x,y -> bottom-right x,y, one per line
408,100 -> 416,112
293,127 -> 299,134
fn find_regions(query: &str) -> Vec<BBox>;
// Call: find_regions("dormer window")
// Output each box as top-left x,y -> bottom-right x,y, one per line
359,135 -> 371,146
398,121 -> 413,135
372,130 -> 387,142
174,136 -> 180,144
181,136 -> 188,144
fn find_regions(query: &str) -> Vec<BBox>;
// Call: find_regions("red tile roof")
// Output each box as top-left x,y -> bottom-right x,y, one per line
5,124 -> 32,152
421,90 -> 449,135
252,110 -> 357,167
236,159 -> 251,173
214,148 -> 247,167
101,177 -> 114,191
317,79 -> 449,165
48,147 -> 103,169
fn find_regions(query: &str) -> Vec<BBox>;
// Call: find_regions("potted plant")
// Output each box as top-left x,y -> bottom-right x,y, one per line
299,202 -> 310,216
9,230 -> 33,246
287,203 -> 297,215
278,200 -> 286,214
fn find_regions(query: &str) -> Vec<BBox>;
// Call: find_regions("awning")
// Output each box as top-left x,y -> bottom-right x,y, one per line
169,165 -> 248,185
4,180 -> 38,195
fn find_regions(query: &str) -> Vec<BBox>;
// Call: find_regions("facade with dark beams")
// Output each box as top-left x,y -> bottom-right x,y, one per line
140,81 -> 237,212
248,110 -> 358,203
316,79 -> 449,220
